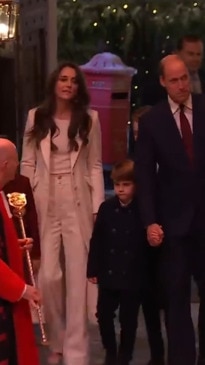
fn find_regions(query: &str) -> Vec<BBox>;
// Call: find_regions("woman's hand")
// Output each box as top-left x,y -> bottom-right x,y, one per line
88,277 -> 98,284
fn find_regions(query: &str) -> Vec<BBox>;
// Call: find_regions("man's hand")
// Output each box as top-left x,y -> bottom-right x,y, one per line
88,277 -> 98,284
147,223 -> 164,247
22,285 -> 41,309
18,238 -> 33,252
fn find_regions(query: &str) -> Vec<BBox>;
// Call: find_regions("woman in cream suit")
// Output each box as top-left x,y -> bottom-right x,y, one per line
21,62 -> 104,365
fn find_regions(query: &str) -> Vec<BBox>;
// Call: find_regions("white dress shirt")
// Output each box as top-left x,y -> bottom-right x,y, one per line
168,95 -> 193,135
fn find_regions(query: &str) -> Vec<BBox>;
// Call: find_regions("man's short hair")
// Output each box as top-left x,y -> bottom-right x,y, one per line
159,59 -> 165,77
176,34 -> 203,51
111,159 -> 135,183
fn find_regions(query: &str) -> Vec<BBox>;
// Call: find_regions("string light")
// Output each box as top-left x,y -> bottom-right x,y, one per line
59,1 -> 205,109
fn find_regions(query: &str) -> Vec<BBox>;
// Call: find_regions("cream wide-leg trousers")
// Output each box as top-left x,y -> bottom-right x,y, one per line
39,174 -> 97,365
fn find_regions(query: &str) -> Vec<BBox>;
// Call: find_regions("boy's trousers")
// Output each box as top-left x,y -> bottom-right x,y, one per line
97,286 -> 141,362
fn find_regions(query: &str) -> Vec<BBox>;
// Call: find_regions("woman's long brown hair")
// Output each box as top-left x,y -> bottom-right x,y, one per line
27,61 -> 91,151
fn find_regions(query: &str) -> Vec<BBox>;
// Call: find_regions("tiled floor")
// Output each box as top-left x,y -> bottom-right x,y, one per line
36,303 -> 199,365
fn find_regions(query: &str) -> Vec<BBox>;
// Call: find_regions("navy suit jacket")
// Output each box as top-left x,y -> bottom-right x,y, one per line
135,94 -> 205,236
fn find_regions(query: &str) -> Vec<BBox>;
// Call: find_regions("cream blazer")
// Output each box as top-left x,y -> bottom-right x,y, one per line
20,108 -> 105,249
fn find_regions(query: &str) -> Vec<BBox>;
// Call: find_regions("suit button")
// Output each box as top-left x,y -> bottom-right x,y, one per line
112,228 -> 116,233
124,250 -> 128,254
115,208 -> 119,213
126,230 -> 130,234
108,270 -> 112,275
122,270 -> 126,275
110,249 -> 115,254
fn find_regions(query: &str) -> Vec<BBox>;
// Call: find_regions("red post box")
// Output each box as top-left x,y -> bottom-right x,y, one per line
81,53 -> 136,167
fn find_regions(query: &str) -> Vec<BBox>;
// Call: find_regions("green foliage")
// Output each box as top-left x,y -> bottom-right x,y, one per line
57,0 -> 205,67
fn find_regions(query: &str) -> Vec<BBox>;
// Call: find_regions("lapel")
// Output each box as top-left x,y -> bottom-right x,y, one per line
40,131 -> 51,170
156,101 -> 192,168
40,131 -> 83,171
162,101 -> 188,154
162,95 -> 205,168
70,134 -> 83,169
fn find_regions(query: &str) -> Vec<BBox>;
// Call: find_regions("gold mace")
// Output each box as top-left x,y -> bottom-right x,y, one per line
7,192 -> 48,345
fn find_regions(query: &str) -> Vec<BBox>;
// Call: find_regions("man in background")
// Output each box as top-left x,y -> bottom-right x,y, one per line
176,34 -> 205,94
141,34 -> 205,106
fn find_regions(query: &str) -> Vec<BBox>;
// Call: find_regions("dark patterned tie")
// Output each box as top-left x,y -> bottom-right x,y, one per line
179,104 -> 193,164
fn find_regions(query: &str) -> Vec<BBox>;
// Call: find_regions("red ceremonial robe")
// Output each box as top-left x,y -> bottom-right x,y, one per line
0,192 -> 39,365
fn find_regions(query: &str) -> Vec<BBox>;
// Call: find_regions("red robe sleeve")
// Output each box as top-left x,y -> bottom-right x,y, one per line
0,258 -> 25,302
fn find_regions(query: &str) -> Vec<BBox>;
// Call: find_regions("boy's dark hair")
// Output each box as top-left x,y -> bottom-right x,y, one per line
111,159 -> 135,183
131,105 -> 152,123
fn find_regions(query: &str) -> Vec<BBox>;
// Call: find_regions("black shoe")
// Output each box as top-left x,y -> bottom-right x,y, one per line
117,353 -> 130,365
103,352 -> 117,365
117,360 -> 129,365
197,357 -> 205,365
146,359 -> 165,365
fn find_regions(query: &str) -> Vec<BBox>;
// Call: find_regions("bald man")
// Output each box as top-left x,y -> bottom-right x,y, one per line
135,55 -> 205,365
0,139 -> 40,365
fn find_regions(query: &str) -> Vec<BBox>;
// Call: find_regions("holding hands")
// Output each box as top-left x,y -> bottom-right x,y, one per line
147,223 -> 164,247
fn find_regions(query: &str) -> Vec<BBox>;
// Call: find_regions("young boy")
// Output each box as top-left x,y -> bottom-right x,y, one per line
87,159 -> 147,365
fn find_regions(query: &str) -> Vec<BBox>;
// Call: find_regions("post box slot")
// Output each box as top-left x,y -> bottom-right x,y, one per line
111,92 -> 128,100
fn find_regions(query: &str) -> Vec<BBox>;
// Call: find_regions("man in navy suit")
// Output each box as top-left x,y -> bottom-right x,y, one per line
135,54 -> 205,365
